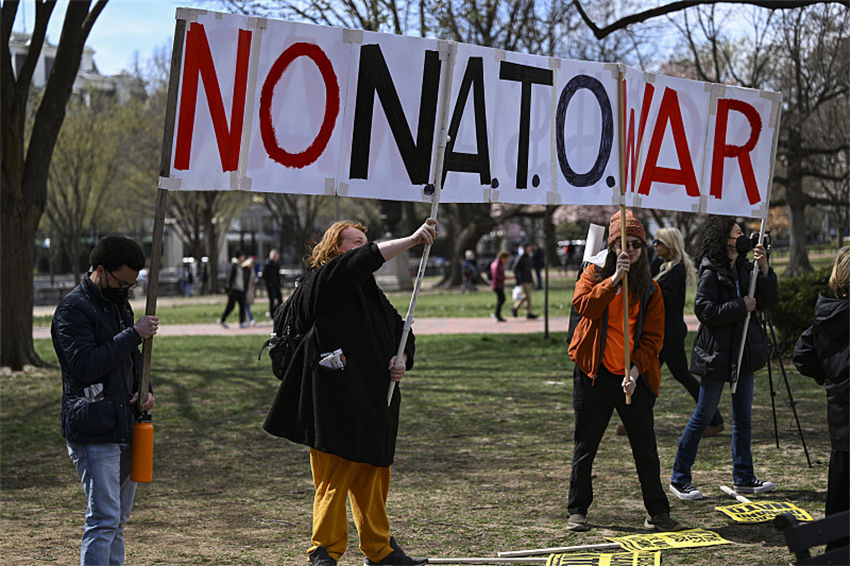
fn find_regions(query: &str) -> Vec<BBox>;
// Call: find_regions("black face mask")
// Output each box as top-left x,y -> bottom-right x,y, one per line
734,234 -> 752,254
101,286 -> 129,304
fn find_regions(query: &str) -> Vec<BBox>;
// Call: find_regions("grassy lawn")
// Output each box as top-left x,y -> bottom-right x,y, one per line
32,250 -> 837,327
1,333 -> 831,565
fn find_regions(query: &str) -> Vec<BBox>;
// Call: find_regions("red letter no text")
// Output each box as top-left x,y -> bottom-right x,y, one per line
259,43 -> 340,169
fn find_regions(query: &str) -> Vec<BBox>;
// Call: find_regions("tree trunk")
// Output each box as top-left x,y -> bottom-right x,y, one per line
784,178 -> 813,276
0,198 -> 43,369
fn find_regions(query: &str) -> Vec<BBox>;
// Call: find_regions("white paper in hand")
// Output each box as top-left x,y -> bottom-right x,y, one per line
582,223 -> 608,267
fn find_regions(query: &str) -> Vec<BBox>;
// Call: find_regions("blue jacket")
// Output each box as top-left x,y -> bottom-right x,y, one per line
52,276 -> 144,444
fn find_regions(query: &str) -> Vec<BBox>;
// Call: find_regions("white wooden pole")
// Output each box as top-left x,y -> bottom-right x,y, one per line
720,484 -> 752,503
732,217 -> 767,393
498,542 -> 619,557
617,68 -> 632,405
429,558 -> 548,564
387,41 -> 458,406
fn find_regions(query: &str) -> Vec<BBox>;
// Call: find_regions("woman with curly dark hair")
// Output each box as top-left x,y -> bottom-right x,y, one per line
567,209 -> 682,533
669,215 -> 778,501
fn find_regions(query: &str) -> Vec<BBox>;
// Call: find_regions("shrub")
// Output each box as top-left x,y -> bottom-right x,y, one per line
769,267 -> 831,353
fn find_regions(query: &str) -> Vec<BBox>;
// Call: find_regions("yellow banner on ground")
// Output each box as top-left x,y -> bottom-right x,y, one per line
546,551 -> 660,566
715,501 -> 813,523
606,528 -> 731,552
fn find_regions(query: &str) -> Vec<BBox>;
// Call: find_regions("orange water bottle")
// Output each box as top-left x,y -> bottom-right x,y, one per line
131,414 -> 154,482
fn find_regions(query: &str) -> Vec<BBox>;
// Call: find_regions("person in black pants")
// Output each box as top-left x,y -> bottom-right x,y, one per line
263,249 -> 283,318
219,250 -> 247,328
793,246 -> 849,552
652,227 -> 724,436
567,209 -> 683,533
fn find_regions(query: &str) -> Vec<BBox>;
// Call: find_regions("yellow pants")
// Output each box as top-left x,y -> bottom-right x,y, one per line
309,448 -> 392,562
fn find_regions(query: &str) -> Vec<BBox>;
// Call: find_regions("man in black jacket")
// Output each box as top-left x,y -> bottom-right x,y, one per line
262,248 -> 282,318
219,249 -> 247,328
52,236 -> 158,566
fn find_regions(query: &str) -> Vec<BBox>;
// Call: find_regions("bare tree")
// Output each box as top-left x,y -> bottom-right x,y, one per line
2,0 -> 108,369
258,193 -> 330,270
571,0 -> 840,40
668,4 -> 849,274
42,95 -> 123,283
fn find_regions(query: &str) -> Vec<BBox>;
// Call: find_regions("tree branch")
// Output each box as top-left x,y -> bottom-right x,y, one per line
571,0 -> 842,40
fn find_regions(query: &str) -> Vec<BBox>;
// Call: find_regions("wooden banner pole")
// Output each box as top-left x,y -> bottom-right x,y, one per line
498,542 -> 620,557
720,485 -> 752,503
387,41 -> 457,406
617,68 -> 632,405
429,558 -> 548,564
732,217 -> 767,393
138,15 -> 186,412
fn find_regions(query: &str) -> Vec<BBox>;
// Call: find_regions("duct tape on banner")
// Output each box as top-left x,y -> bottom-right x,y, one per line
158,176 -> 181,190
324,178 -> 336,195
343,29 -> 363,44
603,62 -> 619,80
176,7 -> 207,21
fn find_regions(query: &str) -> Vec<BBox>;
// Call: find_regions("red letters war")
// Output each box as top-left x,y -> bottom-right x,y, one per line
161,9 -> 781,218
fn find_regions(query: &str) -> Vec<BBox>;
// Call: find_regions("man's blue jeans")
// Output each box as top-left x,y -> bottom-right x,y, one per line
66,442 -> 136,566
671,371 -> 756,486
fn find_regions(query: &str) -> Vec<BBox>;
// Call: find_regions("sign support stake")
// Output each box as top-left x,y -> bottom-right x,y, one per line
387,42 -> 458,406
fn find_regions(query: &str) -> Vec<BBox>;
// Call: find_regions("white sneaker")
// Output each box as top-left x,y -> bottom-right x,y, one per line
734,479 -> 775,494
670,482 -> 704,500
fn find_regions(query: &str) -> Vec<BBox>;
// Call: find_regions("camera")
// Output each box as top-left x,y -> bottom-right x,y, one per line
750,230 -> 772,252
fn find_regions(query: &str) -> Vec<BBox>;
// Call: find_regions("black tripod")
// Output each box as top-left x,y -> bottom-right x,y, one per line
759,308 -> 812,467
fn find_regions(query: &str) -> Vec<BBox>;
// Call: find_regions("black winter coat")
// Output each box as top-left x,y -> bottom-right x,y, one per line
53,276 -> 144,444
263,243 -> 415,467
793,294 -> 849,451
514,254 -> 533,284
689,256 -> 777,381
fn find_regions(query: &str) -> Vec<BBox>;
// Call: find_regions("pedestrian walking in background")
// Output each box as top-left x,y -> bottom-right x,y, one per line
461,249 -> 478,293
242,256 -> 258,327
219,250 -> 247,328
180,264 -> 193,298
263,249 -> 283,318
511,242 -> 537,319
532,244 -> 545,289
489,251 -> 510,322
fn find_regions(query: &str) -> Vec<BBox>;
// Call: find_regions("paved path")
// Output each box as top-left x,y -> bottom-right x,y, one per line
33,314 -> 699,338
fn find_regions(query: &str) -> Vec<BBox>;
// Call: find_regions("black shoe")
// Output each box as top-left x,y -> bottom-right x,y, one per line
309,546 -> 337,566
511,307 -> 518,317
364,537 -> 427,566
526,313 -> 538,319
644,512 -> 685,532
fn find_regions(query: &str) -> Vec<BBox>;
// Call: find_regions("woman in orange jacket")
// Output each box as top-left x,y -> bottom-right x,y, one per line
566,210 -> 683,534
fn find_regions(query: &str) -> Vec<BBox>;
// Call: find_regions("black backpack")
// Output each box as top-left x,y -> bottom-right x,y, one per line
258,285 -> 304,380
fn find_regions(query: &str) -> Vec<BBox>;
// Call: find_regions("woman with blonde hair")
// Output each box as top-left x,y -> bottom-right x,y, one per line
264,217 -> 437,566
652,227 -> 724,437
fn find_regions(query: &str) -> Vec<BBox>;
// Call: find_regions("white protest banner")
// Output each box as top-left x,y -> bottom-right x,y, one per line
160,8 -> 781,219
